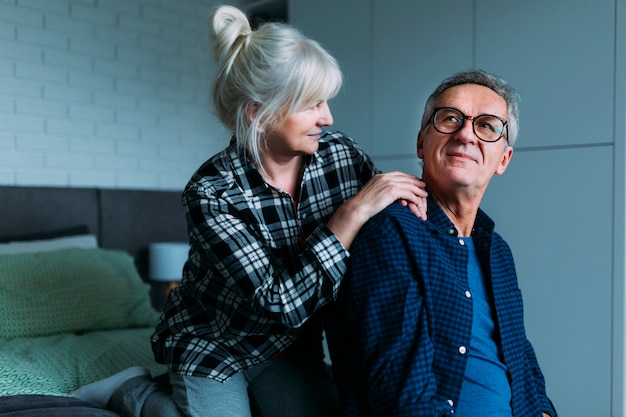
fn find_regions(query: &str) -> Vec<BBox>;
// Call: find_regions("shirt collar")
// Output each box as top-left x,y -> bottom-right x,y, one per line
426,194 -> 495,237
222,139 -> 266,193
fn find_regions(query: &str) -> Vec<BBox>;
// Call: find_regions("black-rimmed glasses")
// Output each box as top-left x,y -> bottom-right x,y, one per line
431,107 -> 509,143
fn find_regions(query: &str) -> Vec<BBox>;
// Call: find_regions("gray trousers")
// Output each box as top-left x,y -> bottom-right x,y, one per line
109,349 -> 341,417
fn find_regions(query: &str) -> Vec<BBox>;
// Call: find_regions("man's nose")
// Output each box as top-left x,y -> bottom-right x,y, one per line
455,118 -> 477,143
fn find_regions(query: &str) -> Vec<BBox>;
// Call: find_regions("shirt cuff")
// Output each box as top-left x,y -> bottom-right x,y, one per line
306,225 -> 350,297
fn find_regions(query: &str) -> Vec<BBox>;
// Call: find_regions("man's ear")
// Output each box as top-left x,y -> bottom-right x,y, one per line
417,131 -> 425,159
495,146 -> 514,175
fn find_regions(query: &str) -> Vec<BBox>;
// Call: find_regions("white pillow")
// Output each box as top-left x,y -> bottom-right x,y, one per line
0,234 -> 98,255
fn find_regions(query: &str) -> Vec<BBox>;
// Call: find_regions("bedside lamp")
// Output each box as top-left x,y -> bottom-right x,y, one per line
149,242 -> 188,299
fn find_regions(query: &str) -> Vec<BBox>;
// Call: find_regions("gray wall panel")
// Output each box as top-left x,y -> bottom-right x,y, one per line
476,0 -> 615,148
370,1 -> 474,157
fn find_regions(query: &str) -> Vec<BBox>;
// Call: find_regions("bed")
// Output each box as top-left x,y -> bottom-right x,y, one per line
0,186 -> 188,416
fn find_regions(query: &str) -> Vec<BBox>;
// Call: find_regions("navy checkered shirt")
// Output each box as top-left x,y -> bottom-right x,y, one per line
327,198 -> 557,417
152,131 -> 377,382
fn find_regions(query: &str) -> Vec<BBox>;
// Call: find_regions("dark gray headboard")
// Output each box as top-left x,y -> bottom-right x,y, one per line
0,186 -> 188,281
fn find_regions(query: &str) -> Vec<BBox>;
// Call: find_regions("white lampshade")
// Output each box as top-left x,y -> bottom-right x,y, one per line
149,242 -> 188,282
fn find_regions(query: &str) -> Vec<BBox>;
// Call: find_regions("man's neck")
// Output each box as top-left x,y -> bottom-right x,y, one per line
428,184 -> 484,237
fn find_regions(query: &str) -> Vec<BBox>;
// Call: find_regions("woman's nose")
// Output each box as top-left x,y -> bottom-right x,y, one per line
319,101 -> 333,126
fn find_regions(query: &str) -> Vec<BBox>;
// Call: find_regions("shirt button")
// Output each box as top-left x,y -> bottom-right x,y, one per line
447,228 -> 456,236
448,399 -> 454,406
465,290 -> 472,298
458,239 -> 465,246
301,213 -> 307,219
458,345 -> 467,355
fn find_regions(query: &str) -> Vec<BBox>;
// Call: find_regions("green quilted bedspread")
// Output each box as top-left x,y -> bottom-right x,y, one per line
0,327 -> 167,396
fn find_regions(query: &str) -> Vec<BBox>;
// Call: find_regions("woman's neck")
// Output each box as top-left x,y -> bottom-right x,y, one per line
259,154 -> 306,199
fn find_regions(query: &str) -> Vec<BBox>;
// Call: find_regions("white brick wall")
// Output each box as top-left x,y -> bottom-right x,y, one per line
0,0 -> 233,190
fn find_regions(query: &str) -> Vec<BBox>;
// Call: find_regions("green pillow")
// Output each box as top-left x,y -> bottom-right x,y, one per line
0,247 -> 160,339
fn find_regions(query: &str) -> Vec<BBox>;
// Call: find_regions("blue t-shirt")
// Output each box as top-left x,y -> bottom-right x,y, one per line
456,237 -> 512,416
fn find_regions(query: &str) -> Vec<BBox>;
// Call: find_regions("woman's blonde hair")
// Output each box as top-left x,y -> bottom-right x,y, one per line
209,5 -> 343,169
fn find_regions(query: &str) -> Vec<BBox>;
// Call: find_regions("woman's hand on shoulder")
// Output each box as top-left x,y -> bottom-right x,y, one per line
353,171 -> 427,220
327,171 -> 427,249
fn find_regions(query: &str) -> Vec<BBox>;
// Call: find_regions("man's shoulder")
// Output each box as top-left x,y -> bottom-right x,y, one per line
363,203 -> 427,235
381,202 -> 416,217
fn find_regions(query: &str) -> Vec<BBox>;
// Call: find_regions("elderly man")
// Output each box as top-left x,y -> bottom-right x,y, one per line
327,69 -> 557,417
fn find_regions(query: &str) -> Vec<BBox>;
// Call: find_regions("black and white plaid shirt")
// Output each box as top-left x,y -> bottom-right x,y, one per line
152,130 -> 378,381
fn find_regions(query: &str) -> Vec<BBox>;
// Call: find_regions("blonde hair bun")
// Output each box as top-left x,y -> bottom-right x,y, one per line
209,5 -> 252,65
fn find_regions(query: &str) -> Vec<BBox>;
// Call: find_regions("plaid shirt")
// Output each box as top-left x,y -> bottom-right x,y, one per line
152,131 -> 377,382
328,198 -> 557,417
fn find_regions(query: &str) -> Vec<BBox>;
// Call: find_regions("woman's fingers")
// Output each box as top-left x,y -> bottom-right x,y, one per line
355,172 -> 427,218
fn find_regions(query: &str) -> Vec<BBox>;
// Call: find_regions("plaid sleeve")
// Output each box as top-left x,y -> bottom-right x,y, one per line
305,225 -> 349,300
184,184 -> 348,328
